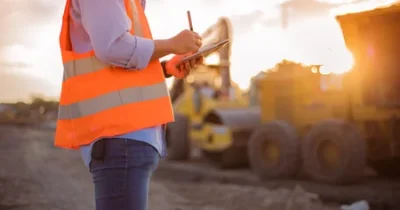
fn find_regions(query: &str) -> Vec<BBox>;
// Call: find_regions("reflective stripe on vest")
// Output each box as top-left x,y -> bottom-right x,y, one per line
58,81 -> 168,119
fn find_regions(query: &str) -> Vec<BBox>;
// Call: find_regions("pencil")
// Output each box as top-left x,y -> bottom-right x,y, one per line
187,10 -> 193,31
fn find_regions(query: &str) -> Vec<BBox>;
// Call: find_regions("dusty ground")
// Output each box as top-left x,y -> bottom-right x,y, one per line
0,126 -> 340,210
157,160 -> 400,210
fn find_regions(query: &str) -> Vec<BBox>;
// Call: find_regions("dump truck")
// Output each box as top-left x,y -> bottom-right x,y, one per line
246,3 -> 400,184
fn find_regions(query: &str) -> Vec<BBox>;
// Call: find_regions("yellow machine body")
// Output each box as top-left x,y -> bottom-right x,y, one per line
257,62 -> 347,135
172,64 -> 253,152
336,3 -> 400,161
247,4 -> 400,183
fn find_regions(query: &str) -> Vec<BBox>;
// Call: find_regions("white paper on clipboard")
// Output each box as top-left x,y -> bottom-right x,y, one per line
178,39 -> 229,64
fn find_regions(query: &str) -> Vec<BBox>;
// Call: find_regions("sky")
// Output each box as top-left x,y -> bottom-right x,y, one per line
0,0 -> 398,102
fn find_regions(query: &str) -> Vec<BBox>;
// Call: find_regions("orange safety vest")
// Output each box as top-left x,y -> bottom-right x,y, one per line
55,0 -> 174,149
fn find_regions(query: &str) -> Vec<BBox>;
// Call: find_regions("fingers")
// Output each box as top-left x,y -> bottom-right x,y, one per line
174,57 -> 201,78
196,56 -> 203,64
188,42 -> 200,53
185,61 -> 191,71
190,59 -> 197,68
196,39 -> 202,47
192,39 -> 201,52
173,30 -> 204,55
184,59 -> 198,70
177,64 -> 190,78
190,31 -> 201,40
176,60 -> 197,78
190,31 -> 202,50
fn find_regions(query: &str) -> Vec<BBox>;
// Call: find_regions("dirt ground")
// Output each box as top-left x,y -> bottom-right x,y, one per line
0,126 -> 341,210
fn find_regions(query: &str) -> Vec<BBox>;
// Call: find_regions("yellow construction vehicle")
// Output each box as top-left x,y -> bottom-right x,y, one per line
246,3 -> 400,184
166,17 -> 260,168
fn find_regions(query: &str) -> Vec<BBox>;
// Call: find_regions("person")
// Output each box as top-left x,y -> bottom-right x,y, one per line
54,0 -> 203,210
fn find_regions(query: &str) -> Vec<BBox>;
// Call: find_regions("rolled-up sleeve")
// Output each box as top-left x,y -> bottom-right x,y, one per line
77,0 -> 153,70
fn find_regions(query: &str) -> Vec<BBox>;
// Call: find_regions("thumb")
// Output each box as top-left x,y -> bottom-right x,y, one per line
170,53 -> 191,64
166,53 -> 191,70
165,54 -> 189,78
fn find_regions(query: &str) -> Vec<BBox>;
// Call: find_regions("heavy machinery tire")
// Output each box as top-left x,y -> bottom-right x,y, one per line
248,121 -> 300,179
202,146 -> 248,169
166,113 -> 190,161
302,119 -> 366,184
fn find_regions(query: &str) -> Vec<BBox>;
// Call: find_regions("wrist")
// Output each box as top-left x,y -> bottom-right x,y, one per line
161,61 -> 172,78
165,37 -> 178,54
153,39 -> 176,56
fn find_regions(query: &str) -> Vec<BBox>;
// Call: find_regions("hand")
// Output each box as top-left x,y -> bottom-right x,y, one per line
165,54 -> 204,79
170,30 -> 202,55
177,56 -> 204,75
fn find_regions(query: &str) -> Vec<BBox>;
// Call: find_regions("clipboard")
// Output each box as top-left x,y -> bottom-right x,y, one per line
178,39 -> 229,64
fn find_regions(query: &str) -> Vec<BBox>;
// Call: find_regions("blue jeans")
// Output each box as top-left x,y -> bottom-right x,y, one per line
89,138 -> 160,210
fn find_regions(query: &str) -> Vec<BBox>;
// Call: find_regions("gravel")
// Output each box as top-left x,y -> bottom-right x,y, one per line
0,126 -> 339,210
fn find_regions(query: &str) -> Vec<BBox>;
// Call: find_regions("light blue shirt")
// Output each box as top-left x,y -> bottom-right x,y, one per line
70,0 -> 166,168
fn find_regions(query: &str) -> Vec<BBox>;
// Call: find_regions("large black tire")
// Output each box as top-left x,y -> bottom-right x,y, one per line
202,146 -> 248,169
302,119 -> 366,184
248,121 -> 300,179
166,113 -> 190,161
